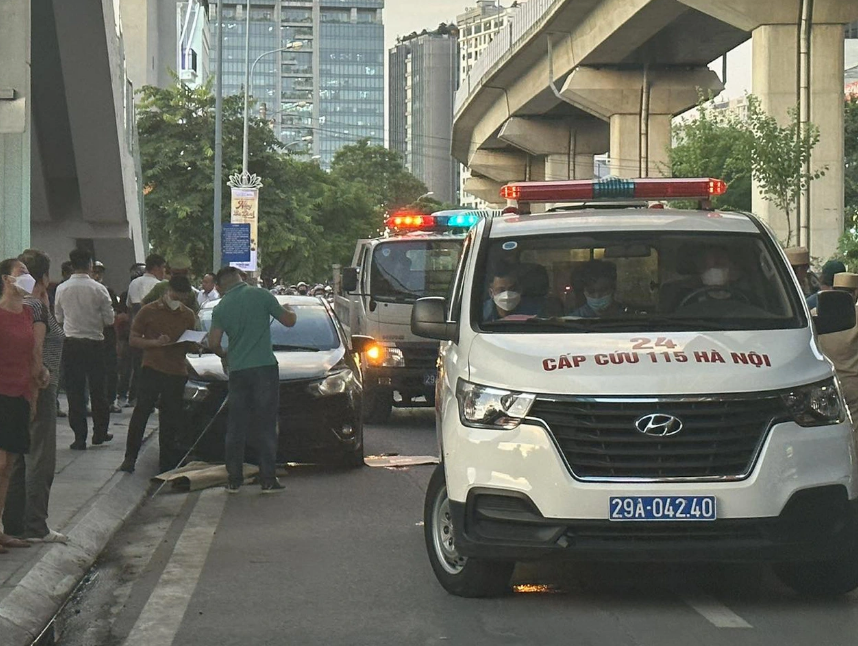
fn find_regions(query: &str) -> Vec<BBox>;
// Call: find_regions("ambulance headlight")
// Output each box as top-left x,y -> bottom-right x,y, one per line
456,379 -> 535,430
781,378 -> 845,427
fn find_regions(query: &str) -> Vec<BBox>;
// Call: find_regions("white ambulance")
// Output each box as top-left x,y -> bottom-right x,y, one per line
411,177 -> 858,598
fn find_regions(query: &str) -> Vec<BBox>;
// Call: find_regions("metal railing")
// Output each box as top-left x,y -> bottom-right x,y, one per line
454,0 -> 563,115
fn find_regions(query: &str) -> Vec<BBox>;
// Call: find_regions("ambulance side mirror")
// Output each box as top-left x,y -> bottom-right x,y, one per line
412,297 -> 455,341
342,267 -> 358,293
815,290 -> 856,335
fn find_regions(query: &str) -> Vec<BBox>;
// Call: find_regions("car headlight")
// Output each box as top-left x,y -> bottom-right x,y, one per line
184,381 -> 210,403
456,379 -> 536,430
309,369 -> 356,397
365,343 -> 405,368
781,378 -> 845,427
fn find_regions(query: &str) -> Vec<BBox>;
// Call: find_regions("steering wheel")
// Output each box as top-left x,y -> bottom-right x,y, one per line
678,286 -> 750,308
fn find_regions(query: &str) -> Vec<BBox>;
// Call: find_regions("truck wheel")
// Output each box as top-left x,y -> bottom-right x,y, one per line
774,552 -> 858,597
424,465 -> 514,598
363,389 -> 393,424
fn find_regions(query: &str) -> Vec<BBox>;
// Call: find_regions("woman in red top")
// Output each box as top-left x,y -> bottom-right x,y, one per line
0,258 -> 39,553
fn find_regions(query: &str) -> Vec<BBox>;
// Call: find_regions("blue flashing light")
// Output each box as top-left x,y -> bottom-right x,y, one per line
447,213 -> 481,228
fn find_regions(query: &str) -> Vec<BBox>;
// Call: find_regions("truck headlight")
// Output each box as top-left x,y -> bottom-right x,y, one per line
365,343 -> 405,368
309,369 -> 356,397
456,379 -> 536,430
781,378 -> 845,427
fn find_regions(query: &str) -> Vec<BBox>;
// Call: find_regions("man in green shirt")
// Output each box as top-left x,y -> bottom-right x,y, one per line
209,267 -> 296,493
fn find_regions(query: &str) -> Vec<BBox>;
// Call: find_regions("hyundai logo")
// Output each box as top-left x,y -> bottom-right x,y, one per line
634,413 -> 683,437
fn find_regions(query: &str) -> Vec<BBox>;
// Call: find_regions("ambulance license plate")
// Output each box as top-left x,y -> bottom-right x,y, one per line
609,496 -> 716,521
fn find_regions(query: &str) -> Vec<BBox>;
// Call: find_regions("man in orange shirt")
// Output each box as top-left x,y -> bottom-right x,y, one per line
119,276 -> 197,474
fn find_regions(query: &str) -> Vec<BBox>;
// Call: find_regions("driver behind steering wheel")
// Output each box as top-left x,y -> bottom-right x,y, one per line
677,246 -> 749,310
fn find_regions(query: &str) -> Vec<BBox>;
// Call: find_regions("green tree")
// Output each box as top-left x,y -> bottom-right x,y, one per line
670,99 -> 753,211
329,139 -> 428,212
745,95 -> 826,246
846,96 -> 858,225
137,80 -> 323,278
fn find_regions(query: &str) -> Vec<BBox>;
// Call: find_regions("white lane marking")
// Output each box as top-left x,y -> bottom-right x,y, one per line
684,591 -> 753,628
122,489 -> 227,646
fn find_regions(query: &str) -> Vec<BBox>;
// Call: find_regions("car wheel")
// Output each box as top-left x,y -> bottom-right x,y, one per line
363,389 -> 393,424
423,465 -> 514,598
774,552 -> 858,597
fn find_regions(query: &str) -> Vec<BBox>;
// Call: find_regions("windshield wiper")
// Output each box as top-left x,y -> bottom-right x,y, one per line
273,344 -> 321,352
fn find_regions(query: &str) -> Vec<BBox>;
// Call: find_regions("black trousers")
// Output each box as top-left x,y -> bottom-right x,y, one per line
124,366 -> 187,473
63,338 -> 110,443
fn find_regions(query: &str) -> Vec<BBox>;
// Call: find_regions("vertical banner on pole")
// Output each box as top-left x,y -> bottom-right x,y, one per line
230,187 -> 258,271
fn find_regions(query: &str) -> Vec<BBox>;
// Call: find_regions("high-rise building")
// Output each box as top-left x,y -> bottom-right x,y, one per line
209,1 -> 384,167
389,27 -> 458,204
456,1 -> 522,207
178,1 -> 211,88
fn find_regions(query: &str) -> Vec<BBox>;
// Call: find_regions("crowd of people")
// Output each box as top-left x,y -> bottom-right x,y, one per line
0,246 -> 303,554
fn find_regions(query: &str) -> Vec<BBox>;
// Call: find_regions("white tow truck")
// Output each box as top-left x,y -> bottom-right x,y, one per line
334,210 -> 486,423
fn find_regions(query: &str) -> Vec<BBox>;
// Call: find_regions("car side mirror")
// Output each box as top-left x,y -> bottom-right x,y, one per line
411,297 -> 455,341
342,267 -> 358,293
350,335 -> 375,354
814,290 -> 856,335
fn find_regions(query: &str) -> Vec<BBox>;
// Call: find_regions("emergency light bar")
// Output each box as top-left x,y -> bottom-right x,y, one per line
500,177 -> 728,203
385,209 -> 483,232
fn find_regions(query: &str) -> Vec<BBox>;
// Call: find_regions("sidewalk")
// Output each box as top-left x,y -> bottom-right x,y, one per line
0,398 -> 160,645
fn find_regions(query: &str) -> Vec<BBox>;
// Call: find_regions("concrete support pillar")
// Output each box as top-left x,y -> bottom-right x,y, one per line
468,150 -> 529,184
751,23 -> 846,258
561,67 -> 723,179
462,176 -> 504,206
544,153 -> 595,180
0,0 -> 31,259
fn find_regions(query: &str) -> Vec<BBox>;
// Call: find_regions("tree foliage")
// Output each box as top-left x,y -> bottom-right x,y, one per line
137,84 -> 427,283
846,96 -> 858,225
671,99 -> 753,211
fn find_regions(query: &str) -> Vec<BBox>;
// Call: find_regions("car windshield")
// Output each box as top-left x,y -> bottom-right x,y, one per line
475,231 -> 804,333
200,303 -> 340,350
370,239 -> 463,303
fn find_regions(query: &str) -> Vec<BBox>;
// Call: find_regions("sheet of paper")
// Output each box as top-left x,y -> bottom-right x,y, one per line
173,330 -> 208,345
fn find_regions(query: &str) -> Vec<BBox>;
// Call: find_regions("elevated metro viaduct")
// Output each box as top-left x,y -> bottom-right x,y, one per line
453,0 -> 858,259
1,0 -> 144,291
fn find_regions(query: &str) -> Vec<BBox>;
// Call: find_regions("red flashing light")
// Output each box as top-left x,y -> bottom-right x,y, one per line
386,212 -> 435,230
499,178 -> 728,203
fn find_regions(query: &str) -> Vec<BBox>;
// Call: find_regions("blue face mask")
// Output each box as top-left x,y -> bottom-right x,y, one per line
586,294 -> 613,312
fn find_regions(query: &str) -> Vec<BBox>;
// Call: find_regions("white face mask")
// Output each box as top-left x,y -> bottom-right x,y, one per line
701,267 -> 730,287
165,297 -> 182,310
493,290 -> 521,312
14,273 -> 36,295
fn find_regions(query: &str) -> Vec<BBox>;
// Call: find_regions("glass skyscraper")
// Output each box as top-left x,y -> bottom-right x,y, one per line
210,1 -> 384,167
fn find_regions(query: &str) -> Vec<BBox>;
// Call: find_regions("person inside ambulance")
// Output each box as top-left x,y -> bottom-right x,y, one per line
675,245 -> 751,311
483,263 -> 543,322
815,272 -> 858,428
568,260 -> 626,318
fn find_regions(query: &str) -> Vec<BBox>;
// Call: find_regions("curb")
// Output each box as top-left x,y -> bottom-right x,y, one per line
0,430 -> 159,645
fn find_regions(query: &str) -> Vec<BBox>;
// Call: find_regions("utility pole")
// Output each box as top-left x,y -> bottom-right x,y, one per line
213,0 -> 224,271
242,0 -> 252,174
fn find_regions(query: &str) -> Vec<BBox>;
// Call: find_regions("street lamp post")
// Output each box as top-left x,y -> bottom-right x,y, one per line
213,0 -> 224,271
242,41 -> 304,174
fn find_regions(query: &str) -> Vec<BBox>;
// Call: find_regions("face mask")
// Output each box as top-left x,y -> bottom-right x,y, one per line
586,294 -> 613,312
165,298 -> 182,310
13,273 -> 36,295
701,267 -> 730,287
493,290 -> 521,312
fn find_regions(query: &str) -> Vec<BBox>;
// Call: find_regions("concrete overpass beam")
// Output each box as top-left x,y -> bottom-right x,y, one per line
468,150 -> 530,184
462,177 -> 504,207
0,0 -> 31,258
561,67 -> 723,178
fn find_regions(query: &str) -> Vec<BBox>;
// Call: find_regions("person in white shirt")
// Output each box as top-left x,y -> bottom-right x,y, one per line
126,254 -> 166,315
54,249 -> 115,450
197,273 -> 220,307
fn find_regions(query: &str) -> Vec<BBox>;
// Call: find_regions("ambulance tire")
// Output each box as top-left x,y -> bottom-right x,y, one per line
774,550 -> 858,597
363,389 -> 393,424
424,465 -> 514,598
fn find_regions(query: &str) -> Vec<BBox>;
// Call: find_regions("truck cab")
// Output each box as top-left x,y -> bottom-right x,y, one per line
335,211 -> 487,423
